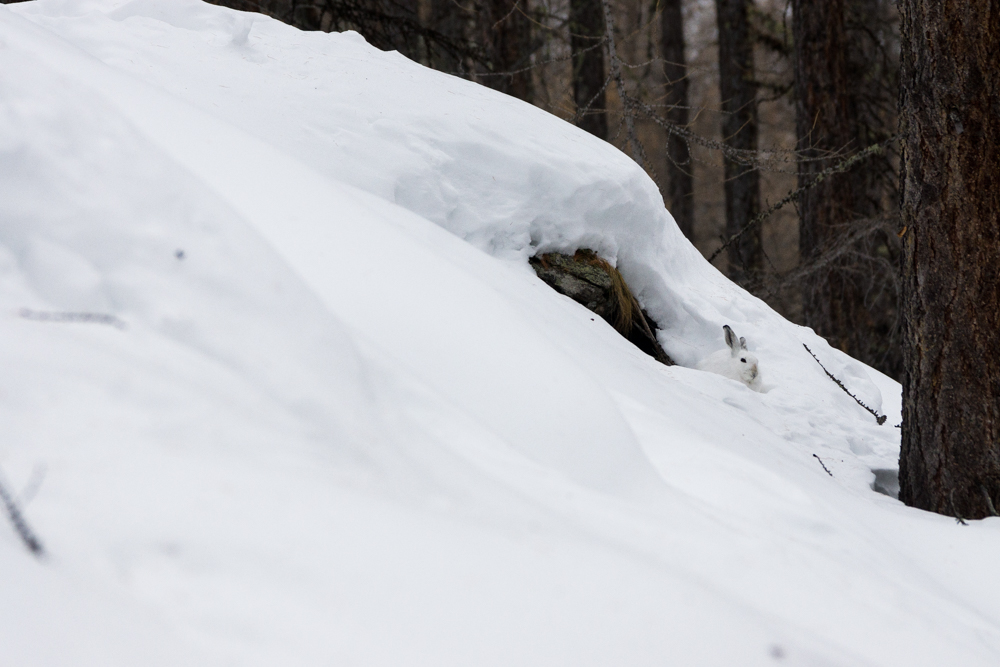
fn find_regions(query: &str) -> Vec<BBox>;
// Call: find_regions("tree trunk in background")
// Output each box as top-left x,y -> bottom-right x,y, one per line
792,0 -> 873,357
427,0 -> 472,73
569,0 -> 608,139
205,0 -> 289,19
206,1 -> 425,61
715,0 -> 761,280
897,0 -> 1000,519
844,0 -> 903,381
478,0 -> 534,102
660,0 -> 694,240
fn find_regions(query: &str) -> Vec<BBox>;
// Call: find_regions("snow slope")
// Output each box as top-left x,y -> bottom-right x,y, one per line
2,1 -> 1000,665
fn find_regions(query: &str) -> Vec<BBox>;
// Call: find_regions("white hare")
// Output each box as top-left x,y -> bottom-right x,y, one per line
697,324 -> 761,390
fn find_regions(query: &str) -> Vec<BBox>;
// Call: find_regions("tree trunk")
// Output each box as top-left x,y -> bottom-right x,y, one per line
569,0 -> 608,139
428,0 -> 474,72
661,0 -> 694,240
897,0 -> 1000,519
846,0 -> 903,380
479,0 -> 535,102
715,0 -> 761,280
792,0 -> 873,358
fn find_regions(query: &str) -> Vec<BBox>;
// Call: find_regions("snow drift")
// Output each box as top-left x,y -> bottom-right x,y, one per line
2,1 -> 1000,666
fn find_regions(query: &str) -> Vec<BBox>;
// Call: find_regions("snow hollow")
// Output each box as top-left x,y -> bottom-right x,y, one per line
2,1 -> 1000,665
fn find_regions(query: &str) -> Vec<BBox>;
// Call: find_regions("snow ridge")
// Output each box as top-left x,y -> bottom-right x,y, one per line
2,2 -> 999,666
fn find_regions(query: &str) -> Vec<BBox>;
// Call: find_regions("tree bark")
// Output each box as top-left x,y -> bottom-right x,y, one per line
715,0 -> 761,280
661,0 -> 694,240
792,0 -> 873,358
569,0 -> 608,139
897,0 -> 1000,519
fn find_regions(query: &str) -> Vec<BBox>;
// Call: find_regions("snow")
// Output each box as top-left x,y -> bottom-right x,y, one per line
1,1 -> 999,665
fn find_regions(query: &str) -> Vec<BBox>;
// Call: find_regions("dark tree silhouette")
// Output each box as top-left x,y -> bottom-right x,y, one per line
715,0 -> 762,280
569,0 -> 608,138
897,0 -> 1000,519
793,0 -> 901,378
477,0 -> 535,102
793,0 -> 868,353
660,0 -> 694,240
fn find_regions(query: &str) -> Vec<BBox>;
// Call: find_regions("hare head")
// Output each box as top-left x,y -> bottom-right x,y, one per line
697,325 -> 761,390
723,325 -> 760,388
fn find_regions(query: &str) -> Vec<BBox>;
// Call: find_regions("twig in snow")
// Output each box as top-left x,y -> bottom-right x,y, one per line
813,454 -> 833,477
0,466 -> 45,557
981,485 -> 999,518
18,308 -> 127,330
951,490 -> 968,525
803,344 -> 887,425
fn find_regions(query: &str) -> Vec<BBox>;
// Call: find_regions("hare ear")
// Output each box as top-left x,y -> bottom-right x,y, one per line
723,325 -> 738,354
740,336 -> 748,350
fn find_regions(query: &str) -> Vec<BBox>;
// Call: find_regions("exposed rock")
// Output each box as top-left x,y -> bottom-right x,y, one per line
529,250 -> 674,366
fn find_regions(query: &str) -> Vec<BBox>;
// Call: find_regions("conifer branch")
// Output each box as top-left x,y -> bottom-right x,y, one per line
803,344 -> 888,425
813,454 -> 833,477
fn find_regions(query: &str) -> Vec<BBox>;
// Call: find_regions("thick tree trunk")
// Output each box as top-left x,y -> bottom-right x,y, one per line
569,0 -> 608,139
715,0 -> 761,280
479,0 -> 534,102
897,0 -> 1000,519
792,0 -> 873,357
661,0 -> 694,240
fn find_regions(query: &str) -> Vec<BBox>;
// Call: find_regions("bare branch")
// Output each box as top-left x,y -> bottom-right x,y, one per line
708,139 -> 893,264
18,308 -> 128,330
0,467 -> 45,557
803,343 -> 888,425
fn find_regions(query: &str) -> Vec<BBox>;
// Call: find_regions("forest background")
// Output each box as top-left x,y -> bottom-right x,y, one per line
201,0 -> 903,381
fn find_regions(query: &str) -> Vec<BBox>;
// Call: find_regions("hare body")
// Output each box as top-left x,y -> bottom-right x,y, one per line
697,325 -> 761,390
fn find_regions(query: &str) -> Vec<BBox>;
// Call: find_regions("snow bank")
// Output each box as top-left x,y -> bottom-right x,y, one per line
2,1 -> 1000,666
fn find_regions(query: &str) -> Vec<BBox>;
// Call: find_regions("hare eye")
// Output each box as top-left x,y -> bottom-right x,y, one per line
740,358 -> 746,363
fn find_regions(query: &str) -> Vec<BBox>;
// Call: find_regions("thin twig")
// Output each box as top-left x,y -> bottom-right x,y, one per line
466,38 -> 604,79
813,454 -> 833,477
803,344 -> 887,425
0,466 -> 45,557
17,464 -> 47,506
18,308 -> 127,330
568,72 -> 613,125
753,215 -> 898,299
708,140 -> 892,263
951,489 -> 968,525
633,97 -> 847,166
